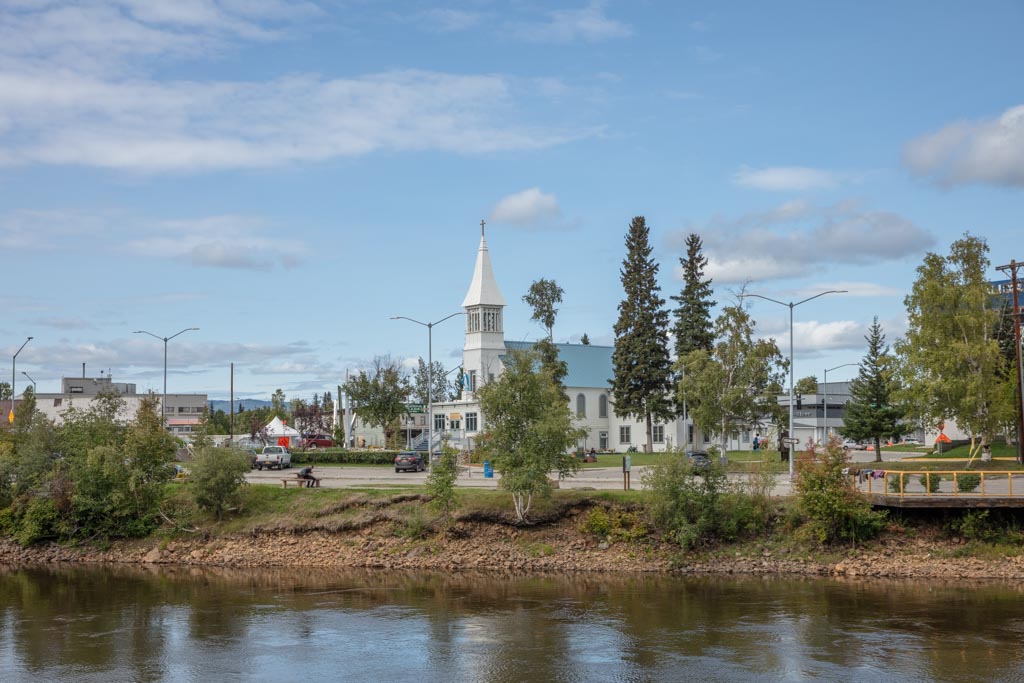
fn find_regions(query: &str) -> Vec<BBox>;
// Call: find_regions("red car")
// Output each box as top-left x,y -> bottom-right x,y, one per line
302,434 -> 334,449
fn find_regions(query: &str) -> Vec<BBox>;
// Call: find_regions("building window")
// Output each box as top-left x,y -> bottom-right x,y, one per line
576,393 -> 586,418
599,394 -> 608,418
434,413 -> 445,431
619,426 -> 631,444
599,431 -> 608,449
165,407 -> 174,414
467,310 -> 480,333
466,412 -> 478,432
653,424 -> 664,443
449,418 -> 461,430
469,370 -> 477,392
70,386 -> 83,394
53,398 -> 62,407
178,407 -> 186,413
704,432 -> 711,444
741,429 -> 750,443
688,425 -> 694,444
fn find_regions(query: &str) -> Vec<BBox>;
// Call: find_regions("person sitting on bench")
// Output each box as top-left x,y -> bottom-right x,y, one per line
297,465 -> 319,488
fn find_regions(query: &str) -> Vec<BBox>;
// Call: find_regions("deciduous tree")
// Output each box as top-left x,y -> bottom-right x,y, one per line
611,216 -> 674,452
412,357 -> 451,404
523,278 -> 564,339
895,234 -> 1014,463
344,356 -> 411,448
677,297 -> 786,454
478,349 -> 584,523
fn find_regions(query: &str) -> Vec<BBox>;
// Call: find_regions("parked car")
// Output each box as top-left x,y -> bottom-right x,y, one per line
840,439 -> 861,451
394,451 -> 426,473
685,450 -> 711,472
302,434 -> 334,449
903,438 -> 923,446
256,445 -> 292,470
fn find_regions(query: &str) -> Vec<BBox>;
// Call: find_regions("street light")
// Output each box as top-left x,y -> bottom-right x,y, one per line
10,337 -> 32,424
134,327 -> 199,428
740,290 -> 846,477
21,371 -> 36,393
391,312 -> 465,460
823,363 -> 857,442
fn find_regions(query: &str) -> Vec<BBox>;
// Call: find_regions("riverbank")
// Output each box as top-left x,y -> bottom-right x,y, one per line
2,489 -> 1024,580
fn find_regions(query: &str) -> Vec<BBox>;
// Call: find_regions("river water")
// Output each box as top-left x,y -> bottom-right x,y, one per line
1,565 -> 1023,682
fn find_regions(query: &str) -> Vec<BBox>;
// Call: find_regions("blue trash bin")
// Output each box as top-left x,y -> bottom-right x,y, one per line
483,460 -> 493,478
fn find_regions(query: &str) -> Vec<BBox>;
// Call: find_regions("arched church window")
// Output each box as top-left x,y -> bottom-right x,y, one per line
599,394 -> 608,418
576,393 -> 586,418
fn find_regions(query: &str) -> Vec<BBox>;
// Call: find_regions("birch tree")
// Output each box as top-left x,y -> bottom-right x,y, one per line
677,298 -> 785,454
895,234 -> 1014,463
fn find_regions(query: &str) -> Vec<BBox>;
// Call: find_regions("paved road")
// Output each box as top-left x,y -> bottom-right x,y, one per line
243,449 -> 978,498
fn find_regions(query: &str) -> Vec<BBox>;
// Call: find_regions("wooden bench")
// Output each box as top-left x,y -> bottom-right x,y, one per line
281,477 -> 320,488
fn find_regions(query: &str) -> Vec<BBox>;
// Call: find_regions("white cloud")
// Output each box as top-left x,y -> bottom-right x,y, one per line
733,165 -> 840,191
800,281 -> 903,297
679,200 -> 934,284
510,2 -> 631,43
125,215 -> 306,270
490,187 -> 562,227
420,8 -> 482,32
903,104 -> 1024,188
0,208 -> 305,270
755,318 -> 867,354
0,3 -> 592,172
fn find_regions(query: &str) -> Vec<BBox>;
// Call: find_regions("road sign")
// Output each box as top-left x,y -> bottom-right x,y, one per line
782,437 -> 799,446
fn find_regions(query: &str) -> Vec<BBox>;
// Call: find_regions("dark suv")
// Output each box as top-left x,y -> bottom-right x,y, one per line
394,451 -> 426,473
685,450 -> 712,472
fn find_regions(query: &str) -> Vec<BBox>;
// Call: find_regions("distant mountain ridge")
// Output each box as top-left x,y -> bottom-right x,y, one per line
208,399 -> 273,413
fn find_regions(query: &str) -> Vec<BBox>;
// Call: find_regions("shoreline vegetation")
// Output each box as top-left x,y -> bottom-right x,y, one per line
3,484 -> 1024,581
3,395 -> 1022,581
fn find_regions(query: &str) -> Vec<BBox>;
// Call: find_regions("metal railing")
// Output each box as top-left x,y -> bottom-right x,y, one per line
862,470 -> 1022,497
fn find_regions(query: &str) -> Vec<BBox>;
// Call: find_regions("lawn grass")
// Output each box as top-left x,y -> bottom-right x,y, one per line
904,442 -> 1019,459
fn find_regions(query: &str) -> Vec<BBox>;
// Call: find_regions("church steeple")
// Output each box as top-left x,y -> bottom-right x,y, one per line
462,221 -> 506,308
462,220 -> 506,395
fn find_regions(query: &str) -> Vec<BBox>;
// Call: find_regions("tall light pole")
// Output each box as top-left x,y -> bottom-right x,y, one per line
21,371 -> 36,393
740,290 -> 846,477
10,336 -> 33,424
823,363 -> 857,442
134,327 -> 199,428
391,312 -> 464,460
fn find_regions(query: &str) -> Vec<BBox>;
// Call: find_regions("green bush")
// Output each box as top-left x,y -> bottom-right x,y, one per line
188,447 -> 251,520
956,474 -> 981,493
888,473 -> 909,493
427,446 -> 459,529
580,507 -> 649,542
15,497 -> 61,546
291,449 -> 406,465
643,456 -> 761,549
795,445 -> 886,545
949,510 -> 998,542
919,473 -> 941,493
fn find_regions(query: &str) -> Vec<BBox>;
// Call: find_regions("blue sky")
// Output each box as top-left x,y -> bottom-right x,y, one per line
1,0 -> 1022,401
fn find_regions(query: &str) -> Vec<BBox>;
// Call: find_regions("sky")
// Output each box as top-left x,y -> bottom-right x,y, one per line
1,0 -> 1022,402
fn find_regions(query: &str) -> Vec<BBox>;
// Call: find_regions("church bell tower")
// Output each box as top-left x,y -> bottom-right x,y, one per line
462,220 -> 506,397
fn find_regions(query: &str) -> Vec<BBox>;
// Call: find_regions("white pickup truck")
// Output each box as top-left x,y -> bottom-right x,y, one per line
255,445 -> 292,470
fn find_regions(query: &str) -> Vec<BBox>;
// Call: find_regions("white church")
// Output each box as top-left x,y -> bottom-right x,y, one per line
427,226 -> 748,454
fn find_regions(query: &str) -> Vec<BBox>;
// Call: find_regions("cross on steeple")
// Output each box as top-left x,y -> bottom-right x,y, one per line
480,219 -> 485,237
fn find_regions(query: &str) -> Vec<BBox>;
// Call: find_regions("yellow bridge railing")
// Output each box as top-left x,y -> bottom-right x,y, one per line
861,470 -> 1022,497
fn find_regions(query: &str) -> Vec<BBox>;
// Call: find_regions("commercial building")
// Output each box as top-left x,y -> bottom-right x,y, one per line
33,372 -> 208,435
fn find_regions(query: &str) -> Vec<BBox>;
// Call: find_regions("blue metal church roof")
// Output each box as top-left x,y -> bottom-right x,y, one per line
504,340 -> 613,389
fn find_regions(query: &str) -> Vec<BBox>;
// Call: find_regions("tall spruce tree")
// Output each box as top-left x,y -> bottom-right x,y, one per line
611,216 -> 674,452
523,278 -> 569,399
671,233 -> 714,358
840,318 -> 906,462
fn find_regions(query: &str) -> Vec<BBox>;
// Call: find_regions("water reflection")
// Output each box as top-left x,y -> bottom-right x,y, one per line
1,564 -> 1023,682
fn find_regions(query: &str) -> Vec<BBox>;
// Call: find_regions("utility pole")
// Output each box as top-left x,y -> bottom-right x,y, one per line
996,259 -> 1024,464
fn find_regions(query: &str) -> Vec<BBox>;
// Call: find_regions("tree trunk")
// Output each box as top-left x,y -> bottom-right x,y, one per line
874,436 -> 882,462
645,412 -> 653,453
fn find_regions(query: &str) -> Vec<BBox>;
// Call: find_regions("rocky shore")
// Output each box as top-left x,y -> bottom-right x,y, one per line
3,516 -> 1024,580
